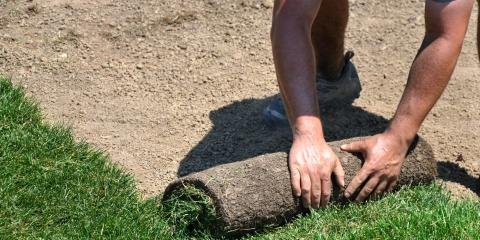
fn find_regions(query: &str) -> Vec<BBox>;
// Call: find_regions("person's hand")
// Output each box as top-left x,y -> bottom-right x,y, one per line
289,129 -> 345,209
340,131 -> 412,202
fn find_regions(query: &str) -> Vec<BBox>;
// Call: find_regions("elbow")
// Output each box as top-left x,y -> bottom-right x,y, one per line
424,20 -> 467,51
270,0 -> 318,42
423,30 -> 465,53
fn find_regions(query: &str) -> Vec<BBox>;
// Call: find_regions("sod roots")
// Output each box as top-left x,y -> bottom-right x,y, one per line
162,136 -> 437,237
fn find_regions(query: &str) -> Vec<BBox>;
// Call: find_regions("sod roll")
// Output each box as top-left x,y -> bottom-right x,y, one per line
162,136 -> 437,236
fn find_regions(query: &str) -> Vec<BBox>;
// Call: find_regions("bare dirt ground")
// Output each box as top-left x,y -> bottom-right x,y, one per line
1,0 -> 479,199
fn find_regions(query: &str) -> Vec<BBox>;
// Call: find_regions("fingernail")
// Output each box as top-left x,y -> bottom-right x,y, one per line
344,192 -> 351,198
341,144 -> 347,149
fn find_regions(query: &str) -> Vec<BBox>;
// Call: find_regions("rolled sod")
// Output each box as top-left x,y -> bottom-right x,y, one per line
162,136 -> 437,236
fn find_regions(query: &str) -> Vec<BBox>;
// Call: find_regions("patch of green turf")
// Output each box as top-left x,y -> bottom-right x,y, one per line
249,184 -> 480,239
0,77 -> 170,239
162,184 -> 218,238
0,76 -> 479,239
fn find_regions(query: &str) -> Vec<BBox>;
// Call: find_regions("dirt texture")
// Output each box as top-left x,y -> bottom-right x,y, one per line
1,0 -> 479,199
163,136 -> 436,236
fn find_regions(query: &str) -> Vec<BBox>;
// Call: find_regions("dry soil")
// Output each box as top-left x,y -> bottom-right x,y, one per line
1,0 -> 479,199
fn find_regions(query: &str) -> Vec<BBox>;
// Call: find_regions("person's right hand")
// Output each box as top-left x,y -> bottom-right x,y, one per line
289,128 -> 345,209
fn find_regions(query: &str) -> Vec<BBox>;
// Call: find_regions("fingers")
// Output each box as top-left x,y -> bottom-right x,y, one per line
310,168 -> 322,208
355,177 -> 380,202
344,168 -> 370,199
341,140 -> 366,153
333,159 -> 345,189
387,179 -> 398,192
290,168 -> 301,197
349,177 -> 398,202
371,180 -> 388,199
320,178 -> 331,207
300,171 -> 312,209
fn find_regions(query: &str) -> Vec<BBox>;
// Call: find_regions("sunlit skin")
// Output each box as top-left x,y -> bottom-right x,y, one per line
271,0 -> 474,208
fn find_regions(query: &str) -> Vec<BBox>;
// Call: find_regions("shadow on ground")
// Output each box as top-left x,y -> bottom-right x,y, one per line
177,96 -> 389,176
437,161 -> 480,197
178,96 -> 479,197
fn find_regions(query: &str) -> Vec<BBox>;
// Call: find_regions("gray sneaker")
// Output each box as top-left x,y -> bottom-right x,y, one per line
263,51 -> 362,127
315,51 -> 361,107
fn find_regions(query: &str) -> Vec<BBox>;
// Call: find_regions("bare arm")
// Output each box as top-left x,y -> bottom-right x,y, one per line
272,0 -> 345,209
389,0 -> 474,143
272,0 -> 321,125
342,0 -> 474,201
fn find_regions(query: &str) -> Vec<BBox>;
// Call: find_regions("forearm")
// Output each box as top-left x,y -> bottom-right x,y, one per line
388,36 -> 462,142
388,0 -> 474,143
271,2 -> 323,137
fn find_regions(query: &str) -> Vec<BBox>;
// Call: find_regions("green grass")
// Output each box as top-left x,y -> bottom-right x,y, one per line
162,185 -> 218,238
0,76 -> 479,239
251,185 -> 480,239
0,77 -> 170,239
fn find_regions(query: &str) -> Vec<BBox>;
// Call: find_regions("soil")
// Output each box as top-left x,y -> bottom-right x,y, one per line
1,0 -> 479,199
163,137 -> 437,235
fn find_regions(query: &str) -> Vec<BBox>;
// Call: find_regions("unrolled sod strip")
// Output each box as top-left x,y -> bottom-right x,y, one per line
162,136 -> 437,236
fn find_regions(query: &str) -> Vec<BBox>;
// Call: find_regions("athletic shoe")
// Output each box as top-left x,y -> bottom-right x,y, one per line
263,51 -> 361,127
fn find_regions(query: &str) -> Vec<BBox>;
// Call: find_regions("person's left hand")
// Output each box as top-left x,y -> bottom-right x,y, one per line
340,131 -> 412,202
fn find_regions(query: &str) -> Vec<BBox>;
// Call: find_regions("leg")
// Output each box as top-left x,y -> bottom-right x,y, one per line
312,0 -> 349,80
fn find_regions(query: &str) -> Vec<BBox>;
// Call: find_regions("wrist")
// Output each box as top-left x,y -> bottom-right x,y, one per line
384,124 -> 417,147
291,116 -> 325,140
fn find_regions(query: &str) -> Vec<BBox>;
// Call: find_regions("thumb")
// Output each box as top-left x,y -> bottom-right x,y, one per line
340,140 -> 366,153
